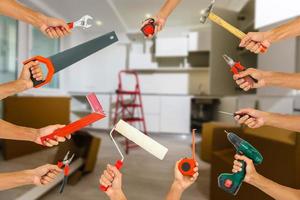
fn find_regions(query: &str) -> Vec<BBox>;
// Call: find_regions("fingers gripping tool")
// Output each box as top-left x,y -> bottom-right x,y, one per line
141,18 -> 156,37
218,131 -> 263,195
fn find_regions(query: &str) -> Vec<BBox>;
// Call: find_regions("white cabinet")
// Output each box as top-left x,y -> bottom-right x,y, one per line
160,96 -> 191,134
188,28 -> 211,52
155,37 -> 188,57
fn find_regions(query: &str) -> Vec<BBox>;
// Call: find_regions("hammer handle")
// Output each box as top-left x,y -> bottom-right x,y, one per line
209,13 -> 267,53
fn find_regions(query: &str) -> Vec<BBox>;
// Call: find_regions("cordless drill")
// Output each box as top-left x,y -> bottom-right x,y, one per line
218,131 -> 263,195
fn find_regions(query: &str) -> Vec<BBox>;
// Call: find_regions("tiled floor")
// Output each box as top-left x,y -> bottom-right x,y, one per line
0,131 -> 210,200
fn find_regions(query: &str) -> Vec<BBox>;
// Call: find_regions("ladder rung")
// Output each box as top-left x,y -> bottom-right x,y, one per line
117,90 -> 141,95
121,104 -> 141,107
123,118 -> 144,122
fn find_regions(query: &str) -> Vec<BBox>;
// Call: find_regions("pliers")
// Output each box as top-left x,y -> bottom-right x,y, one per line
68,15 -> 93,29
57,151 -> 75,194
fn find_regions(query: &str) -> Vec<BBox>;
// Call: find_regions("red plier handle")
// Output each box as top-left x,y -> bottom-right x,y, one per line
231,62 -> 256,86
99,160 -> 123,192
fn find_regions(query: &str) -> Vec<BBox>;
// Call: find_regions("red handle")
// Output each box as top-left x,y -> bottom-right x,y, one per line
231,62 -> 257,87
99,160 -> 123,192
23,56 -> 55,88
68,22 -> 74,29
259,44 -> 267,53
40,113 -> 105,145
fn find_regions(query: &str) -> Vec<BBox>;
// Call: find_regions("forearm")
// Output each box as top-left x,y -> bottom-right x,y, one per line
264,112 -> 300,132
0,170 -> 34,191
166,181 -> 184,200
249,173 -> 300,200
0,0 -> 46,27
263,71 -> 300,90
157,0 -> 182,19
267,17 -> 300,43
0,80 -> 29,100
0,120 -> 38,142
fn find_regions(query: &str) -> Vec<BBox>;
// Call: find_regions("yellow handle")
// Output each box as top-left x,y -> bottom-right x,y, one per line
209,12 -> 246,39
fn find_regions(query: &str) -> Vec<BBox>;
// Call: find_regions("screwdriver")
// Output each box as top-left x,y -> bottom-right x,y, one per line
218,111 -> 248,118
223,54 -> 256,87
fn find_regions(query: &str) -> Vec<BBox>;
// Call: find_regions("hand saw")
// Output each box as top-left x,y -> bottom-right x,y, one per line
23,31 -> 118,88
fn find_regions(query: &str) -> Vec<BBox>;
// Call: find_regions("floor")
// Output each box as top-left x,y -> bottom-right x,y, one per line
0,131 -> 210,200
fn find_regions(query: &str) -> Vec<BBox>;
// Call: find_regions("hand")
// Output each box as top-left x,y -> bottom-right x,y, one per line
239,31 -> 272,54
35,124 -> 71,147
18,61 -> 43,89
99,164 -> 126,200
141,15 -> 166,38
234,108 -> 268,128
232,154 -> 258,185
173,160 -> 199,191
29,164 -> 62,186
233,68 -> 268,91
39,15 -> 70,39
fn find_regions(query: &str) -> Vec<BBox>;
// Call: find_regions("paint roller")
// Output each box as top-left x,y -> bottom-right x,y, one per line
99,120 -> 168,191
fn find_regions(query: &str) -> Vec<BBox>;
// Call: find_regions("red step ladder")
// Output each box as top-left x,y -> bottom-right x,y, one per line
113,70 -> 147,154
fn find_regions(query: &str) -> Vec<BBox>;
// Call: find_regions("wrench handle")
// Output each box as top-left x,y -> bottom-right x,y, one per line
100,160 -> 123,192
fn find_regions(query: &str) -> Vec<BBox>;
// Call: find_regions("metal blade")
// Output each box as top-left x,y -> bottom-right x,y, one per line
218,111 -> 234,116
49,31 -> 118,73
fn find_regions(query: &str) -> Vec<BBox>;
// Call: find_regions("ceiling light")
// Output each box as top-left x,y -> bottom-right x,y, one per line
95,20 -> 102,26
145,13 -> 151,18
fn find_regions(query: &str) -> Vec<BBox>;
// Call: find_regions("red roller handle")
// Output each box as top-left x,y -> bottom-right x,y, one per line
40,113 -> 105,145
99,160 -> 123,192
178,158 -> 196,176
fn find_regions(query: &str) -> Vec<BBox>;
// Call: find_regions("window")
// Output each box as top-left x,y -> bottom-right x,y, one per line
30,28 -> 60,89
0,16 -> 17,82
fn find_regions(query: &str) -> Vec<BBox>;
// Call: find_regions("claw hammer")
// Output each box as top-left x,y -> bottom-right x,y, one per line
200,0 -> 267,53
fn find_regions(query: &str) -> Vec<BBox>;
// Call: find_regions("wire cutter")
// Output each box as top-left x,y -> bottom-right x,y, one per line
57,151 -> 75,194
68,15 -> 93,29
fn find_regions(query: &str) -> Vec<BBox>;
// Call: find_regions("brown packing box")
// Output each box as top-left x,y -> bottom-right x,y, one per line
2,96 -> 70,160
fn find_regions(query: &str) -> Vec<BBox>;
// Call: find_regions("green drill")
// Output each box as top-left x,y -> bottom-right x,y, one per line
218,131 -> 263,195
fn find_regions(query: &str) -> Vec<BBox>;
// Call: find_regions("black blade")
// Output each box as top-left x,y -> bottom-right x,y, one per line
59,176 -> 68,194
49,31 -> 118,73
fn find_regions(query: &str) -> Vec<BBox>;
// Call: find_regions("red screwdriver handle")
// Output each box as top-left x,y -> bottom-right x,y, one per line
99,160 -> 123,192
23,56 -> 55,88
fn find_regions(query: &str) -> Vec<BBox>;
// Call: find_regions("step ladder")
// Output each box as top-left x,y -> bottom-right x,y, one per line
113,70 -> 147,154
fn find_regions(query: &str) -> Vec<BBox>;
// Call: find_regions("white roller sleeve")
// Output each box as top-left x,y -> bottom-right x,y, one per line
115,120 -> 168,160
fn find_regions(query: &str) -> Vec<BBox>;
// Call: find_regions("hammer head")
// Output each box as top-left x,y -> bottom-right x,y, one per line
200,0 -> 215,24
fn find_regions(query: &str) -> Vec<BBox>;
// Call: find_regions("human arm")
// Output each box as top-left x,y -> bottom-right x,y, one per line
99,164 -> 127,200
0,164 -> 62,191
232,154 -> 300,200
165,160 -> 199,200
233,68 -> 300,91
234,108 -> 300,132
142,0 -> 182,38
240,17 -> 300,54
0,120 -> 70,147
0,0 -> 70,38
0,61 -> 43,100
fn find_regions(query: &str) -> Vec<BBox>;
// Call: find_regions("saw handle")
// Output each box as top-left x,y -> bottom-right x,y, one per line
100,160 -> 123,192
23,56 -> 55,88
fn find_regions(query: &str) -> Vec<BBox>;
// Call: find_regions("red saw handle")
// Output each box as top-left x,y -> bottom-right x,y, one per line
23,56 -> 55,88
99,160 -> 123,192
40,113 -> 105,145
141,18 -> 155,37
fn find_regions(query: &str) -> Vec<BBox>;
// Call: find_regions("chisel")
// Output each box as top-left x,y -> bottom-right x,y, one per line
23,31 -> 118,88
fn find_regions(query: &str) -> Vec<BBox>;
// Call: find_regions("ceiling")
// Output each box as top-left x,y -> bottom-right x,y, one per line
22,0 -> 249,33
